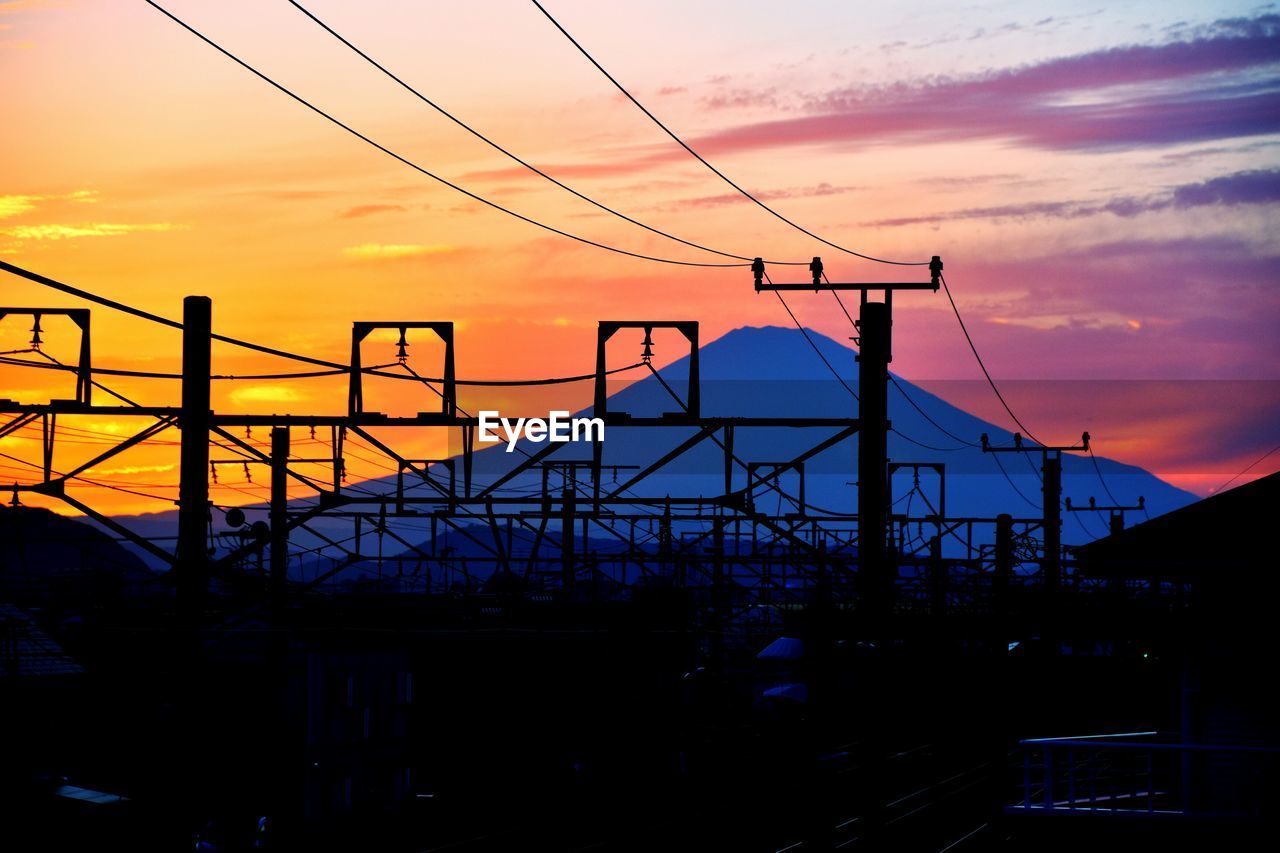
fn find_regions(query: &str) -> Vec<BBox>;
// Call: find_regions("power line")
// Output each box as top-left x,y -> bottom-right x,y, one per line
1087,446 -> 1119,504
528,0 -> 929,267
891,428 -> 963,453
770,287 -> 856,398
887,376 -> 974,451
285,0 -> 805,267
1069,505 -> 1104,540
939,274 -> 1042,445
143,1 -> 749,270
772,278 -> 978,455
1,260 -> 649,387
1,450 -> 176,503
828,279 -> 973,451
989,451 -> 1039,510
1021,448 -> 1044,483
1212,443 -> 1280,494
2,258 -> 347,369
0,352 -> 642,387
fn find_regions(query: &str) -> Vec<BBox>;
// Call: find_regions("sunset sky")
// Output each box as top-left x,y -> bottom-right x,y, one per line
1,0 -> 1277,515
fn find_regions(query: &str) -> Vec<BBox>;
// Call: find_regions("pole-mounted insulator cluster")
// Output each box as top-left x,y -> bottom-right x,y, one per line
396,326 -> 410,363
930,255 -> 943,286
640,327 -> 654,364
809,256 -> 823,288
751,257 -> 765,287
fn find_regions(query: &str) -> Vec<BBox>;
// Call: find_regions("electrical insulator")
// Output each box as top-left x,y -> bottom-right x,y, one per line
396,327 -> 410,363
211,462 -> 219,484
243,462 -> 252,483
29,314 -> 43,349
10,485 -> 20,507
809,256 -> 823,288
640,328 -> 654,363
751,257 -> 765,287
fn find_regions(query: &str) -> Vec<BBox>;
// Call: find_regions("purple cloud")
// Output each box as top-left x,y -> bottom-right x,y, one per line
700,87 -> 784,111
915,236 -> 1280,380
661,182 -> 860,211
865,169 -> 1280,226
687,15 -> 1280,156
1171,169 -> 1280,206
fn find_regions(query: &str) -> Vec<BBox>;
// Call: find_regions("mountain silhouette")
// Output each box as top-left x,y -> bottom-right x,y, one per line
1,505 -> 157,606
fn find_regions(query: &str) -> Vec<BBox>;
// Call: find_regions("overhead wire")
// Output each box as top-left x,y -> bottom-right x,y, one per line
0,7 -> 1136,549
285,0 -> 805,267
1212,443 -> 1280,494
0,350 -> 641,386
1,450 -> 177,503
769,275 -> 856,398
826,277 -> 971,452
989,451 -> 1039,511
527,0 -> 930,267
1087,446 -> 1119,504
142,1 -> 749,269
939,273 -> 1042,445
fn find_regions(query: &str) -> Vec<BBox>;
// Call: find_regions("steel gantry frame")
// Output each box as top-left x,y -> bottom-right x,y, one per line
1,259 -> 1069,626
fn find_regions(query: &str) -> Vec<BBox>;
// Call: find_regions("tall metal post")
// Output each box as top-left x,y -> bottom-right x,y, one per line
1042,452 -> 1062,593
928,534 -> 945,617
751,258 -> 941,619
1109,511 -> 1124,537
858,299 -> 890,612
994,513 -> 1014,591
560,488 -> 575,600
177,295 -> 211,613
270,426 -> 290,608
994,512 -> 1014,634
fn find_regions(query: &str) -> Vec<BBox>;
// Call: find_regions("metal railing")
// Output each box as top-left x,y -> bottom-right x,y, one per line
1009,732 -> 1280,820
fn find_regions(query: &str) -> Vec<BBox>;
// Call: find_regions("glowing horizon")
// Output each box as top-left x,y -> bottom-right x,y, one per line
2,0 -> 1277,515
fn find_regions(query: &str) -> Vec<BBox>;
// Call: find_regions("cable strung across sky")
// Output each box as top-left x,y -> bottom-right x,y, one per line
142,1 -> 753,270
284,0 -> 807,267
524,1 -> 1057,445
0,259 -> 642,387
89,4 -> 1047,469
528,0 -> 931,267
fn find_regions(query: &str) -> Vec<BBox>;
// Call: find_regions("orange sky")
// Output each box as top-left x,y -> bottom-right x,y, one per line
2,0 -> 1278,515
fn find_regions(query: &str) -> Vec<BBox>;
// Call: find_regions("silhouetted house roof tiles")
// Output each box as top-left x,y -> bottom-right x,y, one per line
0,603 -> 84,679
1076,471 -> 1278,583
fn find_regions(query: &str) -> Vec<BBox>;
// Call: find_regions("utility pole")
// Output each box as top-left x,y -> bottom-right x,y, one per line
994,513 -> 1014,599
1065,496 -> 1145,537
1042,451 -> 1062,591
993,512 -> 1014,648
177,295 -> 211,614
560,487 -> 575,601
270,426 -> 290,609
928,534 -> 945,618
752,255 -> 941,619
1066,495 -> 1146,600
982,432 -> 1090,596
859,297 -> 890,612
